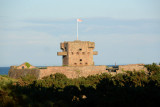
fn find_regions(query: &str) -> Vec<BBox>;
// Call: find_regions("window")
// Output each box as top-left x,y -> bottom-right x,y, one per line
85,63 -> 88,65
65,47 -> 67,51
74,63 -> 77,65
22,66 -> 24,69
82,52 -> 85,55
71,52 -> 74,55
80,59 -> 82,61
63,56 -> 66,59
79,48 -> 82,51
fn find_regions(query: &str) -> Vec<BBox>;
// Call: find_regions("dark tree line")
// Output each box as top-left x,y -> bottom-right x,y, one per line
0,63 -> 160,107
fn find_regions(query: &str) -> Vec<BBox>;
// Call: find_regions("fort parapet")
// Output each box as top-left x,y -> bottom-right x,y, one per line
9,65 -> 107,79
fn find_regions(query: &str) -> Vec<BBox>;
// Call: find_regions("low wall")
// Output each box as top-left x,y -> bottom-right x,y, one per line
38,65 -> 107,79
117,64 -> 147,73
8,64 -> 148,79
8,65 -> 108,79
9,66 -> 40,79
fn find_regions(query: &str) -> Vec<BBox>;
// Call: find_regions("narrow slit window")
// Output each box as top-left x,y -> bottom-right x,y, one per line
80,59 -> 82,61
65,47 -> 67,51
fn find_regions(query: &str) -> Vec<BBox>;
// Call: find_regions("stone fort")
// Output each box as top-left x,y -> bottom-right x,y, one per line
57,40 -> 98,66
8,40 -> 148,79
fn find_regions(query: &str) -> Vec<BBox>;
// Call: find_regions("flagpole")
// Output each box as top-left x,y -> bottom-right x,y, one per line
77,20 -> 78,40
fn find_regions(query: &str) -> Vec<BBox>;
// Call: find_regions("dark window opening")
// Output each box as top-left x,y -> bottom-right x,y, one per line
79,48 -> 82,51
74,63 -> 77,65
63,56 -> 66,59
85,63 -> 88,65
80,59 -> 82,61
22,66 -> 24,69
71,52 -> 74,55
65,47 -> 67,51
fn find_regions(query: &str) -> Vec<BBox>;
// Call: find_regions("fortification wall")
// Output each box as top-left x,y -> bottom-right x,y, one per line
38,65 -> 107,79
9,66 -> 40,79
118,64 -> 147,73
8,64 -> 149,79
9,65 -> 108,79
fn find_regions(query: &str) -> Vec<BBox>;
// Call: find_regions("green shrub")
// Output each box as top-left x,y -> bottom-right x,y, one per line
1,64 -> 160,106
0,75 -> 16,90
54,73 -> 68,80
145,63 -> 160,75
21,74 -> 36,82
25,62 -> 31,68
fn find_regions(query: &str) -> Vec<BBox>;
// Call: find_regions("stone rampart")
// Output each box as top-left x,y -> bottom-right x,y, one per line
118,64 -> 147,73
9,66 -> 40,79
8,64 -> 149,79
8,65 -> 108,79
38,65 -> 107,79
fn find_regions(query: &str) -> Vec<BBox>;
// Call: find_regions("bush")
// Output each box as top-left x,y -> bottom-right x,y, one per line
54,73 -> 68,80
145,63 -> 160,75
25,62 -> 31,68
1,65 -> 160,107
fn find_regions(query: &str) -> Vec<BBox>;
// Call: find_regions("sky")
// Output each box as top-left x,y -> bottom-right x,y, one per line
0,0 -> 160,66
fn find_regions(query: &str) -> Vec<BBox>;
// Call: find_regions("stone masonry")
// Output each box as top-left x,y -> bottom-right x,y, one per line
9,65 -> 107,79
57,40 -> 98,66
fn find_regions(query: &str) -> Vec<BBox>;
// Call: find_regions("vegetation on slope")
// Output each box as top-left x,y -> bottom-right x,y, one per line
25,62 -> 31,68
0,63 -> 160,107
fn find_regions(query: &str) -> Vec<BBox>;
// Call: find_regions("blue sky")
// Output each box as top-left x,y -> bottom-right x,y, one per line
0,0 -> 160,66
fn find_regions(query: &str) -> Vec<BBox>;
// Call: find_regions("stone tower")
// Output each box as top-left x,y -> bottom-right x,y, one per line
57,40 -> 98,66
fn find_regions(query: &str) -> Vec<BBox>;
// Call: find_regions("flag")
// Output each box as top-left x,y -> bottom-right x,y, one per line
77,19 -> 82,22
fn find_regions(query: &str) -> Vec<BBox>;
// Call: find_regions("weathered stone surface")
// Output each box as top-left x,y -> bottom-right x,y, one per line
117,64 -> 148,73
38,65 -> 107,79
8,65 -> 108,79
57,40 -> 97,66
9,66 -> 40,79
8,64 -> 149,79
